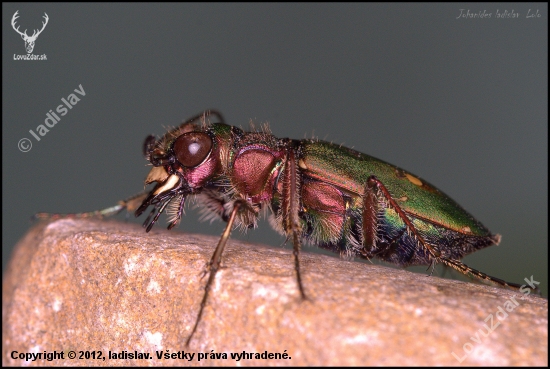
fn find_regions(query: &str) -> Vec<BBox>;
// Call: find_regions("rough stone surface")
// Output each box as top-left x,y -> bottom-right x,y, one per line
3,219 -> 548,366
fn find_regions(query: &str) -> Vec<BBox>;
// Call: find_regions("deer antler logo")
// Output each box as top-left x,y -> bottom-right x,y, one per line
11,10 -> 49,54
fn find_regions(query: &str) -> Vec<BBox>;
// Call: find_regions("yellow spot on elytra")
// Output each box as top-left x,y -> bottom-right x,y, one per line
461,226 -> 471,233
405,173 -> 423,186
398,196 -> 408,202
298,159 -> 308,170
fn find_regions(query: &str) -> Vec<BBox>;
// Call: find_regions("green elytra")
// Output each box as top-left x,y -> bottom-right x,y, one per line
300,141 -> 488,237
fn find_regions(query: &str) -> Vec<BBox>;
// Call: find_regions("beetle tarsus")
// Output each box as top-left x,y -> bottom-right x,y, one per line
440,257 -> 540,294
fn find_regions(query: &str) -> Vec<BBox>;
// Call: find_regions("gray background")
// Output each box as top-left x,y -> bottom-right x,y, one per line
3,3 -> 547,295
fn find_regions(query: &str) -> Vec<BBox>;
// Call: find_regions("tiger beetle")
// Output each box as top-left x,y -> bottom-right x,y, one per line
35,110 -> 537,345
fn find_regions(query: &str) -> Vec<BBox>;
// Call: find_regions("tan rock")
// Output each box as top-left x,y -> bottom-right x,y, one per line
3,219 -> 548,366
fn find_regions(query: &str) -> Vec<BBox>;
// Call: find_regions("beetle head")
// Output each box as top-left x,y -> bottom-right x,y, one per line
136,123 -> 221,231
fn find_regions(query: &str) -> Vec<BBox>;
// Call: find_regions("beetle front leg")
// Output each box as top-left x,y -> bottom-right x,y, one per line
186,198 -> 253,346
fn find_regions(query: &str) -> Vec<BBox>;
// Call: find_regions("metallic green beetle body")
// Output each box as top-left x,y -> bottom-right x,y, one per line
296,140 -> 498,266
133,110 -> 521,318
36,110 -> 529,346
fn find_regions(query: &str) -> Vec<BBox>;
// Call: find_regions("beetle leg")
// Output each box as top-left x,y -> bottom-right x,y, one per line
281,144 -> 307,300
439,257 -> 539,293
363,176 -> 539,293
33,192 -> 149,221
363,175 -> 442,260
186,199 -> 247,346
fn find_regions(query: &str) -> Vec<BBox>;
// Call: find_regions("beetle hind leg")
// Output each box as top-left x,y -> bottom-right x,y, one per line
361,175 -> 441,261
439,257 -> 539,294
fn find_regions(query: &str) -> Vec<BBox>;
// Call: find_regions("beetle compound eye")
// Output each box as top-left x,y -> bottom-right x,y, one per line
173,132 -> 212,167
